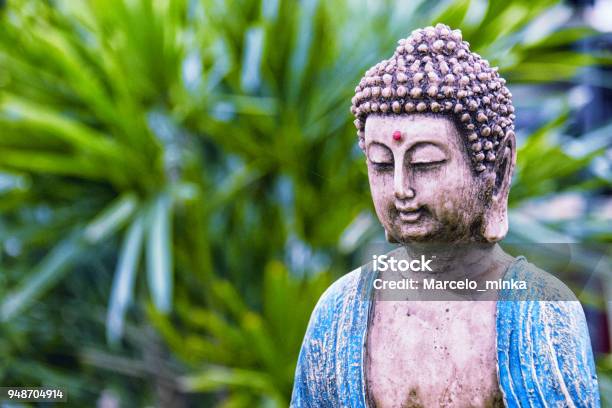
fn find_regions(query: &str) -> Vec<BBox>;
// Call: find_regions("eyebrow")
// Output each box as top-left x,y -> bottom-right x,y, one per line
367,137 -> 449,154
408,141 -> 448,153
366,142 -> 393,158
367,141 -> 392,150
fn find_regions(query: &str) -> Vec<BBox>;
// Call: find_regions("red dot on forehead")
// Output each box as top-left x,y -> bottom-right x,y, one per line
392,130 -> 402,141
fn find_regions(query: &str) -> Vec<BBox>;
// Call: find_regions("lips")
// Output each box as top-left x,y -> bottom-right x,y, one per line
396,206 -> 423,222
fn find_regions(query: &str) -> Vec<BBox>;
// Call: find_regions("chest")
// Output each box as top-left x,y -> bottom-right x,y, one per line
365,301 -> 504,408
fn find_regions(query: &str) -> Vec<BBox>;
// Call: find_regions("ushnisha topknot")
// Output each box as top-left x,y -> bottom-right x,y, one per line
350,23 -> 515,173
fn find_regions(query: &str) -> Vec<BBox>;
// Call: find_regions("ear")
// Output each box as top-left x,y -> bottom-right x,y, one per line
385,229 -> 400,244
481,131 -> 516,242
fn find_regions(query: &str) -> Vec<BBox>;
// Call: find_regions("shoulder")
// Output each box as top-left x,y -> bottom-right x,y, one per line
295,267 -> 365,367
499,257 -> 593,358
502,256 -> 579,301
316,266 -> 364,307
291,266 -> 369,407
497,257 -> 600,407
304,266 -> 366,336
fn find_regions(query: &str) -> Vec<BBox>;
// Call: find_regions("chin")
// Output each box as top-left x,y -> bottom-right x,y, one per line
392,223 -> 439,243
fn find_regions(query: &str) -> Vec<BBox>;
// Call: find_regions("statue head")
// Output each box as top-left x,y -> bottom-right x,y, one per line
351,24 -> 516,244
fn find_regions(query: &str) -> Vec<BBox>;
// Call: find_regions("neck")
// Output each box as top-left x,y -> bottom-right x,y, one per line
399,242 -> 514,289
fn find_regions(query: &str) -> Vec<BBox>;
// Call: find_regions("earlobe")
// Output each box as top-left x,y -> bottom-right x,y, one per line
482,197 -> 509,242
481,133 -> 516,242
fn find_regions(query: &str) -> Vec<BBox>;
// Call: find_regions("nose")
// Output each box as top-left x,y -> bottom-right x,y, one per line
394,162 -> 415,199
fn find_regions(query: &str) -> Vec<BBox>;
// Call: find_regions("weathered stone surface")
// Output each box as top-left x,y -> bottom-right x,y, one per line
291,23 -> 600,408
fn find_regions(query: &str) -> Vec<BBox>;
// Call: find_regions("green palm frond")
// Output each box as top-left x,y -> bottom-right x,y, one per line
0,0 -> 609,406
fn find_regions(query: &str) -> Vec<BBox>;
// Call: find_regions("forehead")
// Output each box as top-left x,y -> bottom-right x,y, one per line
364,114 -> 461,148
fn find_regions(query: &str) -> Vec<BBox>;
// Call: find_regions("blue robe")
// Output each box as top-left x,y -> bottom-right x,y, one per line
291,256 -> 601,407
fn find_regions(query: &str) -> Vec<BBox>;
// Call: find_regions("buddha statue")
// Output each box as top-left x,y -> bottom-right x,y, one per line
291,24 -> 600,407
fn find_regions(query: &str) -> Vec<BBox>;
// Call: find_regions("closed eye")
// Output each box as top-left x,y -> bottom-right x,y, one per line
411,159 -> 446,167
371,161 -> 394,171
367,143 -> 394,172
409,143 -> 448,169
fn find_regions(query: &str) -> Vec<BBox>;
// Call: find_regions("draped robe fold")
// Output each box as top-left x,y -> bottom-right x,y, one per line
291,257 -> 601,407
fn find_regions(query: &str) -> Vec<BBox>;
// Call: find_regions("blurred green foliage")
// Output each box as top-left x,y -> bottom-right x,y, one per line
0,0 -> 610,406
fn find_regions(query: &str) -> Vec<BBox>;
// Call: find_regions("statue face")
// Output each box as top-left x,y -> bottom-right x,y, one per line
365,114 -> 486,243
